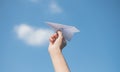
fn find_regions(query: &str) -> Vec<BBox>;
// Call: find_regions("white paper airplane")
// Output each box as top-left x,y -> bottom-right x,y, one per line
46,22 -> 80,41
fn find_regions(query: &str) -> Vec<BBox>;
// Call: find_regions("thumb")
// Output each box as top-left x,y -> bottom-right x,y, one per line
57,31 -> 63,40
55,31 -> 63,43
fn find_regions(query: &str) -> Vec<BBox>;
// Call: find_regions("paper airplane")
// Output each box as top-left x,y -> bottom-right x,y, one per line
46,22 -> 80,41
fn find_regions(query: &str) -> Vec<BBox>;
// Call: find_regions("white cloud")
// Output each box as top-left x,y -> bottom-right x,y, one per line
14,24 -> 53,46
49,1 -> 63,13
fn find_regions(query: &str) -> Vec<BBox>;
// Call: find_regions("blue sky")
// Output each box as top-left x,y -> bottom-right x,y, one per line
0,0 -> 120,72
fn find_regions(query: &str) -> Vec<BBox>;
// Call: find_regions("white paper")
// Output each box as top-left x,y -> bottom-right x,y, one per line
46,22 -> 80,41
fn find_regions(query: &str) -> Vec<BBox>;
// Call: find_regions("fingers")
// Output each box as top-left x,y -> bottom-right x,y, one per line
49,31 -> 63,44
49,31 -> 67,49
49,33 -> 58,44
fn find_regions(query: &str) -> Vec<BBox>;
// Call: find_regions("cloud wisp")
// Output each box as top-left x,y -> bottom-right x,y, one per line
29,0 -> 63,14
49,1 -> 63,13
30,0 -> 40,3
14,24 -> 53,46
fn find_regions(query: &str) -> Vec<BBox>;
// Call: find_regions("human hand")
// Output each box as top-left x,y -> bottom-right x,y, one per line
48,31 -> 66,53
48,31 -> 70,72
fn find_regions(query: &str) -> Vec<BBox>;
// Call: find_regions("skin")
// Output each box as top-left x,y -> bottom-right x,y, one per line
48,31 -> 70,72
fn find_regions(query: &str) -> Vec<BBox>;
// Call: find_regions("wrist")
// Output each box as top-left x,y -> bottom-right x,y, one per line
48,47 -> 62,55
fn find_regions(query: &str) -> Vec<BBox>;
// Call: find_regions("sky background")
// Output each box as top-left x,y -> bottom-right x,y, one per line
0,0 -> 120,72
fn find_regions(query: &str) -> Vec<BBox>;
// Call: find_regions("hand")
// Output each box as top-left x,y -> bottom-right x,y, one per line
48,31 -> 66,53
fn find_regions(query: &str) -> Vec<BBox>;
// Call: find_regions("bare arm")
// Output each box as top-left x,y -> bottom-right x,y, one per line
48,31 -> 70,72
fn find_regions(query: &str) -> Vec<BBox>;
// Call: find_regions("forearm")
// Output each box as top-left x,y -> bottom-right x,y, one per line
49,49 -> 70,72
